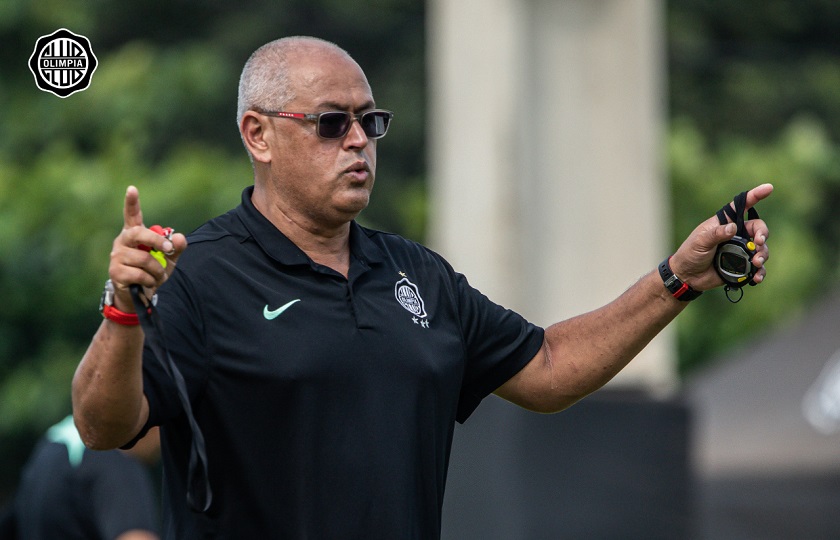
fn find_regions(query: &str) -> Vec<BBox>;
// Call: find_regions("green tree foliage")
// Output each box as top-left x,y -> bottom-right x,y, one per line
669,0 -> 840,144
667,0 -> 840,373
669,117 -> 840,371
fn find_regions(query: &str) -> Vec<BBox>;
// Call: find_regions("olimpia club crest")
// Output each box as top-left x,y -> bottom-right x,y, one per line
29,28 -> 98,98
394,278 -> 427,318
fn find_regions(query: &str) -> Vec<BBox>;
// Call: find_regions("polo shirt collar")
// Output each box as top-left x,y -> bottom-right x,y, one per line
234,186 -> 385,268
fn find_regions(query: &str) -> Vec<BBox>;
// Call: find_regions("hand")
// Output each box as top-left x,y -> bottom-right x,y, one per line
670,183 -> 773,291
108,186 -> 188,312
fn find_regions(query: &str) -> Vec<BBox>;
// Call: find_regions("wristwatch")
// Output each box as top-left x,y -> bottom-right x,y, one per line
658,257 -> 702,302
99,279 -> 140,325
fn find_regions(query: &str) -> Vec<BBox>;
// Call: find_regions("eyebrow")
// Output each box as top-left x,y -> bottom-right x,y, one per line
315,100 -> 376,112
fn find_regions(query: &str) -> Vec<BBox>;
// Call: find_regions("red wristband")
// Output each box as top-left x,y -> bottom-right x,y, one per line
102,304 -> 140,326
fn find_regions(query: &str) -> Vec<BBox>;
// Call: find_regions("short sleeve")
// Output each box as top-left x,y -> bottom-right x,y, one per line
454,272 -> 545,423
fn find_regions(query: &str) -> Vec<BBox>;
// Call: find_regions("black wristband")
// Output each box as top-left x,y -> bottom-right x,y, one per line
658,256 -> 702,301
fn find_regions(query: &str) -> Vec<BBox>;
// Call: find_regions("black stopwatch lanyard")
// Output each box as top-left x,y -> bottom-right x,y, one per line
130,284 -> 213,513
716,191 -> 758,240
716,191 -> 759,303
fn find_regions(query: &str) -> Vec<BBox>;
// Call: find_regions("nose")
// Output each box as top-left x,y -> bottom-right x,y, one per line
343,117 -> 369,149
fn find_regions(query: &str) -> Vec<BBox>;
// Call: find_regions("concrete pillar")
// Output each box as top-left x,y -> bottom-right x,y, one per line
428,0 -> 674,392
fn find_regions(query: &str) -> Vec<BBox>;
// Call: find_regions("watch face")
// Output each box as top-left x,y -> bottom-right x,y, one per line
719,251 -> 748,275
716,243 -> 752,281
99,279 -> 115,312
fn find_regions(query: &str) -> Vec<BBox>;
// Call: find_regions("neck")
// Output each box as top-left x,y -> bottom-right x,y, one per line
251,187 -> 352,277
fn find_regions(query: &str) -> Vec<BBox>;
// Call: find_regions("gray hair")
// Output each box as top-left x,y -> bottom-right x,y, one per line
236,36 -> 351,129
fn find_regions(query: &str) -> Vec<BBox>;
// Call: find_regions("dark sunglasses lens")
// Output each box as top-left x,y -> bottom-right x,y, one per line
361,111 -> 391,138
318,112 -> 352,138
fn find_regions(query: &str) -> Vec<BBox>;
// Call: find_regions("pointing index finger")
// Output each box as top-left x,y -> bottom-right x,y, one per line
123,185 -> 144,229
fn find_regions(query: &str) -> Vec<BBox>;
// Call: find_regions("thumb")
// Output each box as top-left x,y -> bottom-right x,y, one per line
714,222 -> 738,245
696,221 -> 737,254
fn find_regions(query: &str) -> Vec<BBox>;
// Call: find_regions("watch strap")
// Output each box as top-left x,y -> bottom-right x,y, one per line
658,256 -> 702,301
102,304 -> 140,325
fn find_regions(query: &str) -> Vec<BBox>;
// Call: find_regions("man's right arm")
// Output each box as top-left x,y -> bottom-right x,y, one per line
73,319 -> 150,450
72,186 -> 187,450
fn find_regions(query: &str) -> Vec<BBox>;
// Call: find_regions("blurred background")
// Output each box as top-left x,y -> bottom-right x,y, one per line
2,0 -> 840,538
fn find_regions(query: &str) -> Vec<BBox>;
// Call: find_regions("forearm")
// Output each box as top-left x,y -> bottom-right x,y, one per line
497,184 -> 773,413
498,269 -> 688,413
72,320 -> 148,450
72,186 -> 188,449
541,270 -> 686,405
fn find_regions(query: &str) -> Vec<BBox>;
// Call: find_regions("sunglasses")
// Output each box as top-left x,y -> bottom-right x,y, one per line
256,109 -> 394,140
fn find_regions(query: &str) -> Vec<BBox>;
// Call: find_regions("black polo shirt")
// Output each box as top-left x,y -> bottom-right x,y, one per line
140,186 -> 544,539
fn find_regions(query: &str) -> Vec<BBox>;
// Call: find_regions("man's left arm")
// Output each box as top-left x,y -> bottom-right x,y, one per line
495,183 -> 773,413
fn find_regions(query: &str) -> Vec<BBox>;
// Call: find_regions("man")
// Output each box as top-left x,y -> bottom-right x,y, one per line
72,36 -> 772,538
2,416 -> 159,540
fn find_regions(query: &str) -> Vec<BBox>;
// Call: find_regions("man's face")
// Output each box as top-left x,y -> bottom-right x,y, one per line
264,50 -> 379,230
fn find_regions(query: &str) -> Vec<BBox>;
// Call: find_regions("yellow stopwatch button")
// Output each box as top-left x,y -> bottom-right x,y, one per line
746,241 -> 756,251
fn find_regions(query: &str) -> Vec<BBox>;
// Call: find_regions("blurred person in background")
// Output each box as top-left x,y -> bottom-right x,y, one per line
0,416 -> 160,540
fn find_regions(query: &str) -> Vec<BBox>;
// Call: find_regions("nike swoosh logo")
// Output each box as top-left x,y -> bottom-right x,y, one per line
263,299 -> 301,320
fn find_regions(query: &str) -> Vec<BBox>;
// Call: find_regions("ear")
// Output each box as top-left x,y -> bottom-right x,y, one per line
240,111 -> 273,164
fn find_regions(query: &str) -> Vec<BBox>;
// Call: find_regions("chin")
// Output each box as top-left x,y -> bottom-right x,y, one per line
340,191 -> 371,212
344,201 -> 370,219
